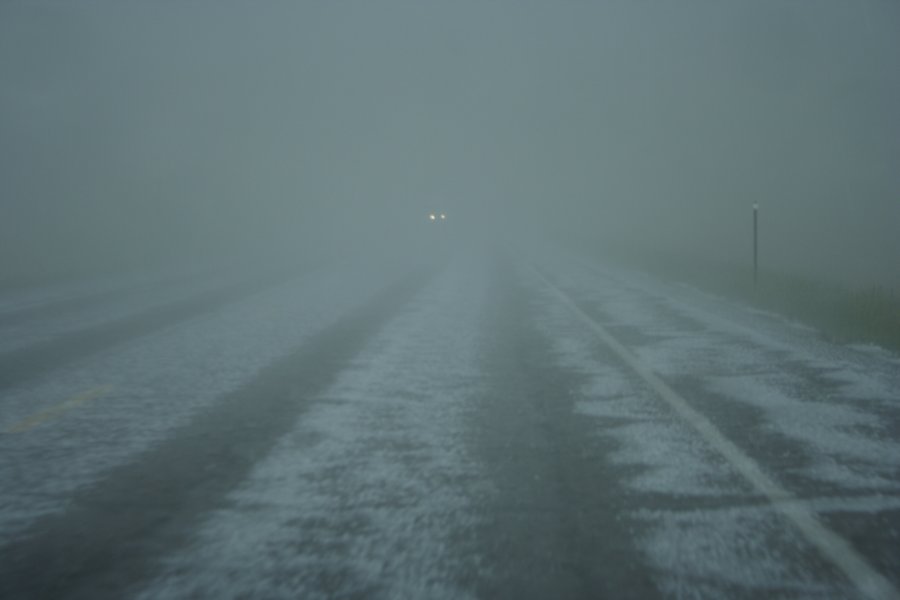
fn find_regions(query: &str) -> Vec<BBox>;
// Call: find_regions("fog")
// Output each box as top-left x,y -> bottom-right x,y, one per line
2,1 -> 899,287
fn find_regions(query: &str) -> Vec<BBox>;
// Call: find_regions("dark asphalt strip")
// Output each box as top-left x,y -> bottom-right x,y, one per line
467,260 -> 661,600
0,269 -> 299,392
0,269 -> 431,600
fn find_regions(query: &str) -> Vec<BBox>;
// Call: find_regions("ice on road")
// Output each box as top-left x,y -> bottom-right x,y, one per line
1,249 -> 898,599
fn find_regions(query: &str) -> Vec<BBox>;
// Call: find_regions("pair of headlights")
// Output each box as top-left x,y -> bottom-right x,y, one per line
428,213 -> 447,221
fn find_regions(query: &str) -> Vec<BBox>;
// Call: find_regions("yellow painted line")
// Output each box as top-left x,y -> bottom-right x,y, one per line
530,265 -> 900,600
5,385 -> 114,434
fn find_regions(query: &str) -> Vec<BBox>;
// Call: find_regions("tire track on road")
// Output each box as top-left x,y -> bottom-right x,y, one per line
467,259 -> 661,600
0,268 -> 432,600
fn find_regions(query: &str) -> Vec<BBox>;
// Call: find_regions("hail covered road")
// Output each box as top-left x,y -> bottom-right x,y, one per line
1,248 -> 898,599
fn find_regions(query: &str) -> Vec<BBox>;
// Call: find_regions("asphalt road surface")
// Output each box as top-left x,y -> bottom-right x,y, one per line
1,248 -> 898,599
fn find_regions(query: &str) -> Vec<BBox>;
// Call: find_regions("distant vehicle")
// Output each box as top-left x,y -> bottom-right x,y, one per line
428,213 -> 447,223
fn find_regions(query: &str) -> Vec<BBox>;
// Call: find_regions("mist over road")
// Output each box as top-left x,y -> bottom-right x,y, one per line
1,247 -> 898,599
4,2 -> 899,596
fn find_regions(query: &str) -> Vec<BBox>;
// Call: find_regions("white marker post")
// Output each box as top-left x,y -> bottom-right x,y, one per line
753,203 -> 759,288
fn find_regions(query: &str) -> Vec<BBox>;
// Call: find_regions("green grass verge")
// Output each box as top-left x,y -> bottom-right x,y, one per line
570,242 -> 900,355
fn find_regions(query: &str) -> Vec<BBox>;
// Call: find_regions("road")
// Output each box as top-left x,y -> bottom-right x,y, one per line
1,248 -> 898,599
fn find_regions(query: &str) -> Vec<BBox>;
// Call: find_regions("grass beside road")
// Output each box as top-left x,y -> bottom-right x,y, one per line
727,268 -> 899,353
573,244 -> 900,355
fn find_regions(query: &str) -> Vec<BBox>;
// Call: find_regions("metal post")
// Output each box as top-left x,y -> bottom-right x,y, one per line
753,203 -> 759,288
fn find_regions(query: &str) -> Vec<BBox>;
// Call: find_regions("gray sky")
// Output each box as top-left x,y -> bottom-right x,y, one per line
2,1 -> 898,286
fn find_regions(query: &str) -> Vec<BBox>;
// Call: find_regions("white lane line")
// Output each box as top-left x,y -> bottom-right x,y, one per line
530,265 -> 899,600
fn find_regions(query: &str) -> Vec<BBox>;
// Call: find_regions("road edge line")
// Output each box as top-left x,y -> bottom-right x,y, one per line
529,264 -> 899,600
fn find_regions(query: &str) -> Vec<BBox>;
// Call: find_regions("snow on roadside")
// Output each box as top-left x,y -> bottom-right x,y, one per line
521,262 -> 854,598
547,253 -> 900,490
134,259 -> 490,600
635,506 -> 841,599
706,374 -> 900,491
525,264 -> 741,498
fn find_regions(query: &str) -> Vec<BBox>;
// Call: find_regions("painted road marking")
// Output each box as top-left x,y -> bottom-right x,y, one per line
531,265 -> 899,600
5,385 -> 114,434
